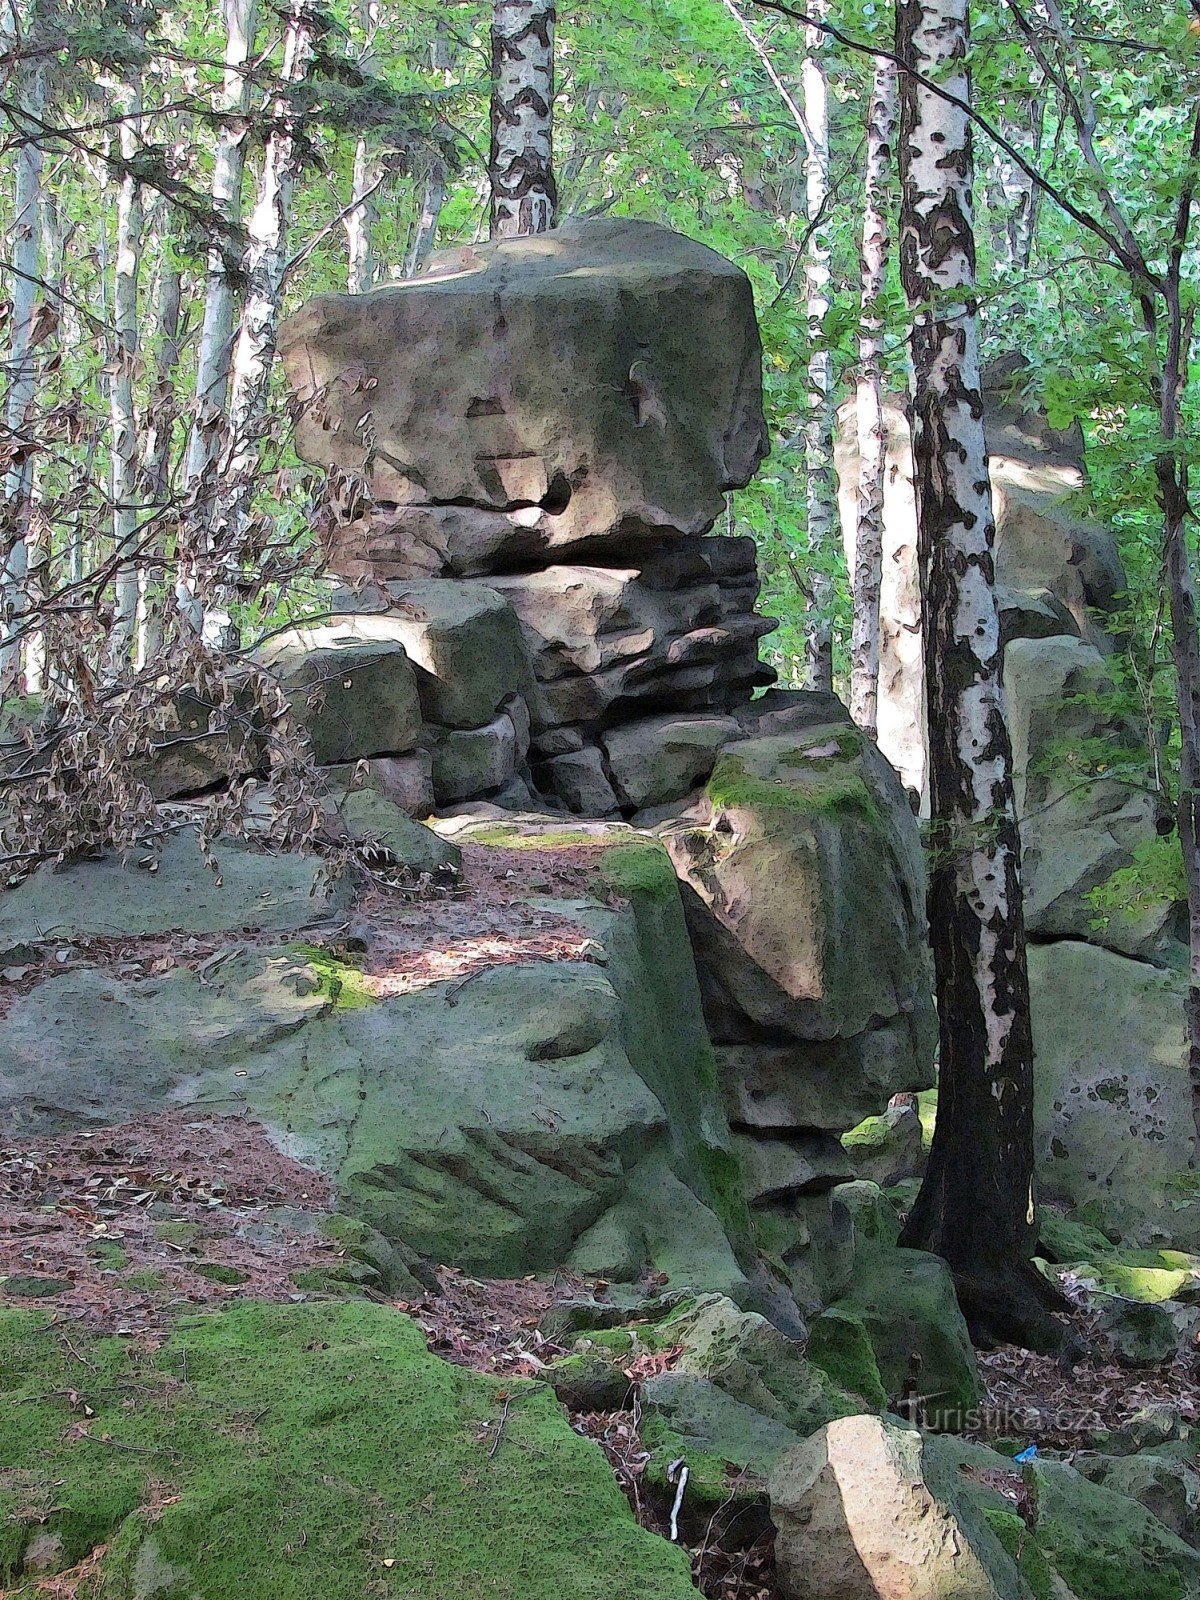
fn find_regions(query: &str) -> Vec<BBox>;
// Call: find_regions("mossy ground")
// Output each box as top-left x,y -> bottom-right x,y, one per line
0,1300 -> 697,1600
288,942 -> 376,1009
983,1509 -> 1057,1600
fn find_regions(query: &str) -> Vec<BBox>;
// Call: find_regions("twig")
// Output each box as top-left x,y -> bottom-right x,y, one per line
666,1456 -> 689,1541
487,1395 -> 511,1460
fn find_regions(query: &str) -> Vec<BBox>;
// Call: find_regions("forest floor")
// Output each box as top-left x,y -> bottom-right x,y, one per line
5,1109 -> 1199,1600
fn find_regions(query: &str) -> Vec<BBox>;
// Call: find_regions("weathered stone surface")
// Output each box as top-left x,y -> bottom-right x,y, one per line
0,832 -> 350,956
602,713 -> 737,811
752,1191 -> 856,1315
661,715 -> 936,1126
428,710 -> 519,803
660,1294 -> 858,1438
541,747 -> 620,816
831,1180 -> 903,1249
730,1131 -> 852,1205
322,750 -> 435,817
0,829 -> 744,1289
842,1102 -> 925,1188
1096,1297 -> 1180,1368
490,542 -> 773,748
318,788 -> 461,873
332,579 -> 534,730
1006,635 -> 1181,962
769,1416 -> 1026,1600
1078,1450 -> 1200,1546
253,621 -> 422,764
822,1246 -> 981,1429
1029,940 -> 1200,1247
279,219 -> 768,575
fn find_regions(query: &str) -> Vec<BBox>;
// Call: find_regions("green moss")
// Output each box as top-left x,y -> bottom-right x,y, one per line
192,1262 -> 250,1285
86,1241 -> 128,1271
842,1112 -> 891,1152
124,1268 -> 166,1291
0,1301 -> 697,1598
1036,1210 -> 1116,1263
1033,1460 -> 1200,1600
466,825 -> 624,851
288,942 -> 376,1010
154,1220 -> 202,1248
694,1143 -> 752,1261
917,1089 -> 937,1151
595,840 -> 680,905
706,755 -> 881,826
638,1414 -> 762,1511
984,1510 -> 1057,1600
805,1308 -> 887,1410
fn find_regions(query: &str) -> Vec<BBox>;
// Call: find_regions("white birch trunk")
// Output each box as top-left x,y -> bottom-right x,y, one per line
138,199 -> 183,666
345,0 -> 380,295
489,0 -> 556,238
896,0 -> 1049,1343
801,0 -> 836,693
0,0 -> 46,693
849,57 -> 896,739
178,0 -> 258,628
206,0 -> 313,649
107,76 -> 145,672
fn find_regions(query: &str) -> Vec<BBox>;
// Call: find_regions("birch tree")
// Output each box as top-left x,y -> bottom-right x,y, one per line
206,0 -> 314,648
106,66 -> 146,671
800,0 -> 835,692
344,0 -> 380,294
893,0 -> 1060,1345
848,56 -> 896,740
489,0 -> 556,238
0,0 -> 47,693
178,0 -> 258,629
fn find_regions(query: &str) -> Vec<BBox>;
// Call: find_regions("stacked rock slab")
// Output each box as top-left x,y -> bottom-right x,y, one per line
277,218 -> 776,818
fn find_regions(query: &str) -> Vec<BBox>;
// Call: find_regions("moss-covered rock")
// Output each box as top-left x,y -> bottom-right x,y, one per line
658,1293 -> 861,1434
821,1243 -> 981,1430
1031,1457 -> 1200,1600
0,1300 -> 698,1599
841,1102 -> 925,1188
661,716 -> 936,1135
805,1306 -> 888,1412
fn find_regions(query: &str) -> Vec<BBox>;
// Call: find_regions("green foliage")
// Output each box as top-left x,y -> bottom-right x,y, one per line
1088,836 -> 1188,929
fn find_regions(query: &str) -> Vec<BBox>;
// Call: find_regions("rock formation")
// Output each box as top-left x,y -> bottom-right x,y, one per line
276,219 -> 777,818
836,363 -> 1191,1245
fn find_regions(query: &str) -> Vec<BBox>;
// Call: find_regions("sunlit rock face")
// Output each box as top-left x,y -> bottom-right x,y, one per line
279,218 -> 769,578
277,218 -> 778,820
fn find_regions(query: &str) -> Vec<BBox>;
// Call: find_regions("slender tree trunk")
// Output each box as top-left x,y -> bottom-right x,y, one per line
107,72 -> 145,672
344,0 -> 380,294
179,0 -> 258,628
405,153 -> 447,277
801,0 -> 836,693
137,197 -> 183,665
206,0 -> 313,649
894,0 -> 1061,1349
0,0 -> 46,694
849,56 -> 896,739
489,0 -> 556,238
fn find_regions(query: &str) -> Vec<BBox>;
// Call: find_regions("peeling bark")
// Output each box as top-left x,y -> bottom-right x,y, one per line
489,0 -> 556,239
849,56 -> 896,740
894,0 -> 1061,1348
801,0 -> 835,693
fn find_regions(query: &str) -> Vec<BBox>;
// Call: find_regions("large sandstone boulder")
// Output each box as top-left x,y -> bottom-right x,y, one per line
330,579 -> 535,730
279,219 -> 768,577
768,1416 -> 1029,1600
1030,940 -> 1200,1247
253,621 -> 422,764
1005,634 -> 1180,962
661,712 -> 936,1130
0,825 -> 747,1292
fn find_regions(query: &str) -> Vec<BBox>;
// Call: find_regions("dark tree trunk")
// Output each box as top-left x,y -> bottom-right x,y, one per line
489,0 -> 556,239
894,0 -> 1063,1349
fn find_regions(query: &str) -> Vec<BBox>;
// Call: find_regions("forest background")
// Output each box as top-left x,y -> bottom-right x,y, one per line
0,0 -> 1195,913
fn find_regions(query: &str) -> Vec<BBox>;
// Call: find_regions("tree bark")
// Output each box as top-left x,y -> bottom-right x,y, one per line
0,0 -> 47,694
106,69 -> 145,672
344,0 -> 380,294
801,0 -> 836,693
206,0 -> 313,649
489,0 -> 556,238
137,196 -> 183,666
849,55 -> 896,740
894,0 -> 1061,1349
178,0 -> 259,630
